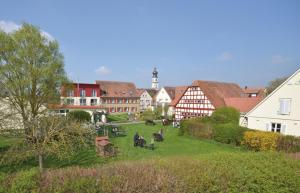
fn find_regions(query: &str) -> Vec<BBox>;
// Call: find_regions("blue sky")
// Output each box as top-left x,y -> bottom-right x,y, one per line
0,0 -> 300,88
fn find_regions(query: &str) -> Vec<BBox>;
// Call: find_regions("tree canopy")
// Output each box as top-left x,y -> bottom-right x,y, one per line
266,77 -> 288,95
0,23 -> 93,173
0,23 -> 68,134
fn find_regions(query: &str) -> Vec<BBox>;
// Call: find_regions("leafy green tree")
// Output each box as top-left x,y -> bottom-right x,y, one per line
266,77 -> 287,95
0,23 -> 68,135
211,107 -> 240,125
0,23 -> 94,173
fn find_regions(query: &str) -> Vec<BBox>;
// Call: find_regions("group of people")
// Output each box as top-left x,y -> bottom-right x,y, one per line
133,132 -> 154,148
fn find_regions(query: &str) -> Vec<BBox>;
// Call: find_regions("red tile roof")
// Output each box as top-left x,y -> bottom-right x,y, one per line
243,87 -> 266,97
95,80 -> 139,98
170,86 -> 189,106
224,97 -> 263,113
192,80 -> 244,108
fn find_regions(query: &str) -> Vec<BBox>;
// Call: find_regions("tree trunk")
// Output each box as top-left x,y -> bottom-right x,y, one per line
38,153 -> 43,173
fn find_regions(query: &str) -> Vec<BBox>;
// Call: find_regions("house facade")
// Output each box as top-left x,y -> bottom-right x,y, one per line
137,89 -> 157,111
241,69 -> 300,136
173,80 -> 262,121
52,83 -> 105,121
96,80 -> 140,114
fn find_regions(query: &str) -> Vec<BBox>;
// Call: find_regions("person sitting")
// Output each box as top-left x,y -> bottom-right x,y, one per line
158,129 -> 164,138
133,132 -> 139,147
149,137 -> 154,150
139,136 -> 145,147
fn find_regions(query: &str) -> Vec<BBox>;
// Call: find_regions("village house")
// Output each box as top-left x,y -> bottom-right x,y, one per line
52,83 -> 105,121
155,86 -> 188,116
96,80 -> 140,114
172,80 -> 263,121
241,69 -> 300,136
137,88 -> 157,111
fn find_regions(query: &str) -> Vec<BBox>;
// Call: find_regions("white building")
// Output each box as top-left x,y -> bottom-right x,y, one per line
137,89 -> 157,111
241,69 -> 300,136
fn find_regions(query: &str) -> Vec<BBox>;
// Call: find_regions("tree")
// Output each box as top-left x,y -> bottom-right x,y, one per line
211,107 -> 240,125
0,23 -> 68,135
1,116 -> 95,173
0,23 -> 94,173
266,77 -> 288,95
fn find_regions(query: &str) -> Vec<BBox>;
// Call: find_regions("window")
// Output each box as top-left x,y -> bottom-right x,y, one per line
111,108 -> 115,113
80,99 -> 86,106
80,90 -> 86,97
279,98 -> 291,115
67,90 -> 74,97
112,99 -> 115,104
271,123 -> 281,133
92,90 -> 97,97
118,99 -> 122,104
91,99 -> 97,106
126,99 -> 129,104
66,99 -> 74,105
118,107 -> 122,112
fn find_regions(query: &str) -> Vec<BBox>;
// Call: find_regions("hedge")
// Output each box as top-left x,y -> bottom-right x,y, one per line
213,123 -> 247,145
68,110 -> 91,122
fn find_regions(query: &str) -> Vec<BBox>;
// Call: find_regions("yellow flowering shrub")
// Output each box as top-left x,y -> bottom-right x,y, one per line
242,131 -> 279,151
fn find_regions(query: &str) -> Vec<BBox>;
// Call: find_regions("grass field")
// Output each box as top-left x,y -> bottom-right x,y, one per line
1,123 -> 300,192
0,123 -> 240,172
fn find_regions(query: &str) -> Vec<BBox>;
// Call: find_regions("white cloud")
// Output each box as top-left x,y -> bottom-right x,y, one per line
95,66 -> 111,76
218,51 -> 232,61
0,20 -> 54,41
272,55 -> 291,64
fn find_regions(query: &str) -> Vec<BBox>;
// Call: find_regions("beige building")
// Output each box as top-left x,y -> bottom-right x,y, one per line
241,69 -> 300,136
96,81 -> 140,114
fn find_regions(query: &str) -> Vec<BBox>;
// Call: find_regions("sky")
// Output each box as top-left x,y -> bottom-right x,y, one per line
0,0 -> 300,88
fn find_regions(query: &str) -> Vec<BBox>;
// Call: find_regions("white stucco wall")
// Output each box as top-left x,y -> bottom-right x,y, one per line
155,88 -> 172,105
139,91 -> 153,111
243,69 -> 300,136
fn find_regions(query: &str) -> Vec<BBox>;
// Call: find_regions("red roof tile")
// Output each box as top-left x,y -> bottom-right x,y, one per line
192,80 -> 244,108
224,97 -> 263,113
95,80 -> 139,98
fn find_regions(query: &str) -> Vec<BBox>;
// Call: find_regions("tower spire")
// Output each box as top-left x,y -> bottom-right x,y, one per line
151,67 -> 159,90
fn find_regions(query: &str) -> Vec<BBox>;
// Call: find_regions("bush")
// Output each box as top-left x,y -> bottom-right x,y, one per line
242,131 -> 279,151
179,118 -> 213,139
213,123 -> 247,145
145,119 -> 155,125
140,110 -> 154,121
211,107 -> 240,125
276,135 -> 300,153
68,110 -> 91,122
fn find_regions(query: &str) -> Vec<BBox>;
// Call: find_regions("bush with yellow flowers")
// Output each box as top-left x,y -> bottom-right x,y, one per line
242,131 -> 279,151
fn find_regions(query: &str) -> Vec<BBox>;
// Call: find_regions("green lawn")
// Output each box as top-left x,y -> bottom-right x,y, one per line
0,123 -> 240,172
107,113 -> 129,122
1,124 -> 300,192
111,123 -> 240,161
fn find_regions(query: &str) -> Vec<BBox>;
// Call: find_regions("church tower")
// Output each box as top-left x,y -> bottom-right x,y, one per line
152,67 -> 159,90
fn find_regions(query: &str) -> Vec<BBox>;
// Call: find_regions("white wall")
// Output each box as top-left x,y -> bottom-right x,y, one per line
155,88 -> 172,105
140,91 -> 153,111
244,69 -> 300,136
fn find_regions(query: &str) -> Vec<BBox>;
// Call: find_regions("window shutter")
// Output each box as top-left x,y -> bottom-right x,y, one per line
265,123 -> 270,131
281,125 -> 286,134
